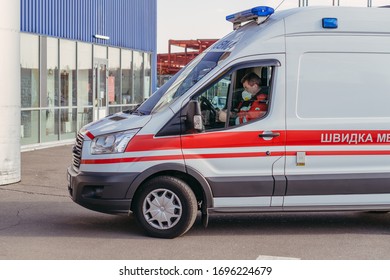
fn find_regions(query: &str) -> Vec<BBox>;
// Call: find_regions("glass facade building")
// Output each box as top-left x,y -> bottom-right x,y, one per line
20,0 -> 157,147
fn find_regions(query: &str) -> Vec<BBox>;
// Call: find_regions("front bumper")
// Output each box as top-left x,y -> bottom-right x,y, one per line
67,166 -> 139,214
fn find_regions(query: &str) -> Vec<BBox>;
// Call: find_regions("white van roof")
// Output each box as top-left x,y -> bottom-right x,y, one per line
227,6 -> 390,34
218,6 -> 390,61
275,6 -> 390,35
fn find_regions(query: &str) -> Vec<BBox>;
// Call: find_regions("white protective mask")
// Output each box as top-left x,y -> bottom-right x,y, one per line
242,90 -> 252,101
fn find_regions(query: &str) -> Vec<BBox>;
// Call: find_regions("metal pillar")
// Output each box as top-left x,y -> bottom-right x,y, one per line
298,0 -> 309,7
0,1 -> 21,185
299,0 -> 373,8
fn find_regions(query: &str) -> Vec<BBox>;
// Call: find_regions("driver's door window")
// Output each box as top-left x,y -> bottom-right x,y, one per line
194,74 -> 231,131
194,65 -> 273,132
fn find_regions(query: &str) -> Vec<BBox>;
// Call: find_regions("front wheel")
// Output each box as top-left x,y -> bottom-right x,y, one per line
134,176 -> 198,238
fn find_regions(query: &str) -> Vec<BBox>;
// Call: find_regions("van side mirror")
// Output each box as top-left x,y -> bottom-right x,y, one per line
185,100 -> 204,132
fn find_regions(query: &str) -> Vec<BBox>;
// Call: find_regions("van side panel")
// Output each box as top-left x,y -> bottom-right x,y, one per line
181,54 -> 287,209
285,34 -> 390,208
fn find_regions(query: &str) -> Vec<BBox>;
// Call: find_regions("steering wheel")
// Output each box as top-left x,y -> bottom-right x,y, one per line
200,96 -> 217,125
200,96 -> 216,113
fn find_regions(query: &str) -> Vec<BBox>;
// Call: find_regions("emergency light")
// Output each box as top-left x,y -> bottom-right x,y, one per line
226,6 -> 274,30
322,18 -> 338,29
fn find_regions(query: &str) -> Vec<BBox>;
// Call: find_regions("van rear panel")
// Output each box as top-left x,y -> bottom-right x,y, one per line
284,33 -> 390,209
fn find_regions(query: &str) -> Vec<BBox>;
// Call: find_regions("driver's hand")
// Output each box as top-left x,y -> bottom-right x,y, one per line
218,109 -> 227,122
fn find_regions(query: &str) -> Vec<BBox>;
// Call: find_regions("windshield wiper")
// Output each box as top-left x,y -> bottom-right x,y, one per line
132,109 -> 145,116
122,103 -> 146,115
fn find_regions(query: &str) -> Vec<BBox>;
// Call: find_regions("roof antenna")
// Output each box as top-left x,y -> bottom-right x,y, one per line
275,0 -> 287,11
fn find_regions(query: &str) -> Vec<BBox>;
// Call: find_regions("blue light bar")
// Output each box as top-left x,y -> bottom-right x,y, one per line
322,18 -> 338,29
226,6 -> 274,28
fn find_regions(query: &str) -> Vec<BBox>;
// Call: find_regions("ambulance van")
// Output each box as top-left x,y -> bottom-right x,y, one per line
67,5 -> 390,238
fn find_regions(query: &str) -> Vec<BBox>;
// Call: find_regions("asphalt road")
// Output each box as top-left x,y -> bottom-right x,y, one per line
1,145 -> 390,260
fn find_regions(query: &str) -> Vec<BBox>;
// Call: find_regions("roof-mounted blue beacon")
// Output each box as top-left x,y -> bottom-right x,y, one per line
226,6 -> 275,30
322,18 -> 338,29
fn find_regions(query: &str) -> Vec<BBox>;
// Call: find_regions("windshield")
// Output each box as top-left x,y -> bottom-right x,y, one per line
135,51 -> 229,115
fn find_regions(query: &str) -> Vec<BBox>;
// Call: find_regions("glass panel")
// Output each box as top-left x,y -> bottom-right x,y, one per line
21,110 -> 39,145
108,47 -> 121,106
98,64 -> 107,107
60,40 -> 77,106
77,107 -> 93,129
109,106 -> 122,115
194,73 -> 231,131
94,45 -> 107,59
77,43 -> 93,106
122,105 -> 137,112
46,38 -> 59,107
133,51 -> 144,104
144,53 -> 151,99
60,108 -> 77,139
41,108 -> 59,142
20,34 -> 39,108
121,49 -> 132,105
226,67 -> 271,127
151,52 -> 225,114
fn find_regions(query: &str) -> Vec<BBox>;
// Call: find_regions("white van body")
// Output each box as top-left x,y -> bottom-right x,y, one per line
67,6 -> 390,238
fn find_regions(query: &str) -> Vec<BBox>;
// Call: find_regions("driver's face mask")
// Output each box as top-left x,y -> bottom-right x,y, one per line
242,90 -> 252,101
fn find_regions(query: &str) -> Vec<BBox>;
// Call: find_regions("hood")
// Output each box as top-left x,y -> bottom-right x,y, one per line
81,112 -> 152,138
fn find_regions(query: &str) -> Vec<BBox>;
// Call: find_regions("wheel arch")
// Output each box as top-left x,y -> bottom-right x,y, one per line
127,163 -> 214,211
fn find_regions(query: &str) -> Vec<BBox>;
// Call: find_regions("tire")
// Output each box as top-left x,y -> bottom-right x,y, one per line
134,176 -> 198,238
365,211 -> 389,214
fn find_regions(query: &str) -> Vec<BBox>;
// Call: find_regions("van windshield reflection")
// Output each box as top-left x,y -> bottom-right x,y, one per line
136,51 -> 228,115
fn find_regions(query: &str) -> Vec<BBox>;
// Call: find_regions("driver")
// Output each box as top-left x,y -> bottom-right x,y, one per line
235,72 -> 268,124
218,72 -> 268,124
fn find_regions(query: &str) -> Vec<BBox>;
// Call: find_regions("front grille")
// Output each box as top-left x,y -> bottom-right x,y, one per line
72,133 -> 84,169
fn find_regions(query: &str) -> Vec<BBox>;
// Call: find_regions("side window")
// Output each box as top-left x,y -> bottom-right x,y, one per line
226,66 -> 272,127
194,65 -> 273,132
194,73 -> 231,131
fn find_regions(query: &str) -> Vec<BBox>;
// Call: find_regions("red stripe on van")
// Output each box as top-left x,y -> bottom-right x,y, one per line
125,131 -> 285,152
81,154 -> 184,164
287,130 -> 390,146
286,150 -> 390,156
81,151 -> 284,165
125,135 -> 181,152
125,130 -> 390,153
82,149 -> 390,165
182,131 -> 285,149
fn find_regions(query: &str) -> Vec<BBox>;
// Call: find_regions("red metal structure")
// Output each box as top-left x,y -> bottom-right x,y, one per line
157,39 -> 218,76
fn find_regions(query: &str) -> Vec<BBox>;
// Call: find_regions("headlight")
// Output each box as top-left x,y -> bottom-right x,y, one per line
90,129 -> 139,155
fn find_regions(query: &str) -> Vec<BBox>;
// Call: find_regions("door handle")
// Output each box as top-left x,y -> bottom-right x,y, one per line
259,131 -> 280,138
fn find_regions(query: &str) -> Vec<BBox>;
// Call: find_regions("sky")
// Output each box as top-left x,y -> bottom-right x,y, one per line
157,0 -> 390,53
